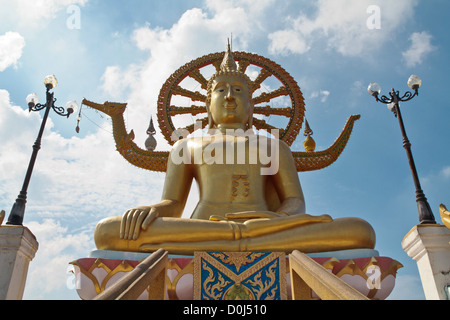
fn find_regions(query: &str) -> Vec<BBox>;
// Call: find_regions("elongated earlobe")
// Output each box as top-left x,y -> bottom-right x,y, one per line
247,101 -> 254,130
206,102 -> 215,128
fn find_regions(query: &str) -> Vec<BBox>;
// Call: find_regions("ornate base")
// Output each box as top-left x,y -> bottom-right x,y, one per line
402,224 -> 450,300
0,225 -> 39,300
70,249 -> 402,300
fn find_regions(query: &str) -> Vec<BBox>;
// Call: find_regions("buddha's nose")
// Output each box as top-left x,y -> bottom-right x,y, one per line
225,87 -> 235,101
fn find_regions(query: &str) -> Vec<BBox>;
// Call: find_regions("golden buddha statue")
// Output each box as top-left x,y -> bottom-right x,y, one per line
93,45 -> 376,255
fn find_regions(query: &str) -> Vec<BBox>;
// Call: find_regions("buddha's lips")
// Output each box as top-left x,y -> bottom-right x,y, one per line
224,103 -> 236,110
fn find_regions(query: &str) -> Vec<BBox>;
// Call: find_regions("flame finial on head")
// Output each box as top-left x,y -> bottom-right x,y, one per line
220,39 -> 238,72
207,39 -> 253,96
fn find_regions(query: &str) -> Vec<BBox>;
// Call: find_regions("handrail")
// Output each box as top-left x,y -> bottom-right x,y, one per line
289,250 -> 369,300
93,248 -> 168,300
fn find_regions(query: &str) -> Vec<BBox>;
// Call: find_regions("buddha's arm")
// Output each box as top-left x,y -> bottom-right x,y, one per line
271,140 -> 306,215
121,140 -> 194,240
159,140 -> 194,216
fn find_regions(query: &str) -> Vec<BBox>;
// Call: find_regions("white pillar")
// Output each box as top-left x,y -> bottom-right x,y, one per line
0,225 -> 39,300
402,224 -> 450,300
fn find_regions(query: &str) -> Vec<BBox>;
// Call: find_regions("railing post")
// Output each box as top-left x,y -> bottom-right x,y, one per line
93,249 -> 168,300
148,266 -> 166,300
289,250 -> 369,300
289,264 -> 313,300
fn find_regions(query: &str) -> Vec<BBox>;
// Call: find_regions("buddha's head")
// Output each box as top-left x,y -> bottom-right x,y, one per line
206,44 -> 254,130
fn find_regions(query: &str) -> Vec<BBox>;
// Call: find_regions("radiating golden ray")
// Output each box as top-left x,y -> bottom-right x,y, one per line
252,118 -> 285,135
253,106 -> 292,117
172,86 -> 206,102
238,60 -> 251,73
252,69 -> 272,93
252,86 -> 288,105
212,60 -> 222,72
188,68 -> 208,90
182,117 -> 209,134
169,105 -> 207,116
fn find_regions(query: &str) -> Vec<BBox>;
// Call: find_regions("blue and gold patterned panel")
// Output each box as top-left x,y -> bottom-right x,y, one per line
194,252 -> 286,300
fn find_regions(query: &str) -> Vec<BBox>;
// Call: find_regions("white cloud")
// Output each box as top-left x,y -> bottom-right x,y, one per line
350,80 -> 364,95
0,90 -> 44,184
310,90 -> 330,103
100,65 -> 140,100
402,31 -> 436,67
0,32 -> 25,71
13,0 -> 88,27
203,0 -> 275,17
23,219 -> 92,299
268,29 -> 311,55
441,166 -> 450,179
268,0 -> 417,57
319,90 -> 330,102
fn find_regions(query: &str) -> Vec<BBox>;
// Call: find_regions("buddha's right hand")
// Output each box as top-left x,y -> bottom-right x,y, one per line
120,206 -> 159,240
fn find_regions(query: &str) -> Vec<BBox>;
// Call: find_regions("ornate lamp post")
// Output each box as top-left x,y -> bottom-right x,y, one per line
6,75 -> 78,226
368,75 -> 436,224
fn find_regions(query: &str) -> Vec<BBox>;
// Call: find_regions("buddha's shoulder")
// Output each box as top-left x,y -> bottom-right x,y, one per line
170,136 -> 207,150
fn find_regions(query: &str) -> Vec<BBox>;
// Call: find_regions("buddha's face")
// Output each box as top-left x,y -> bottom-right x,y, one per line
209,74 -> 251,129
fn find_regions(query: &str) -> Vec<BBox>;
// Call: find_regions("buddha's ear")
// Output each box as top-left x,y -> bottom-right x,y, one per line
206,101 -> 215,128
247,100 -> 254,130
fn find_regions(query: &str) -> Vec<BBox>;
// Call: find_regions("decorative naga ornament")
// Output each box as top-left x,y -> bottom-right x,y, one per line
144,116 -> 157,152
82,49 -> 360,173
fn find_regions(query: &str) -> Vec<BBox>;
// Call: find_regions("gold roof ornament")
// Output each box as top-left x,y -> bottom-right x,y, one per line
81,46 -> 360,172
439,204 -> 450,229
144,116 -> 157,152
303,119 -> 316,153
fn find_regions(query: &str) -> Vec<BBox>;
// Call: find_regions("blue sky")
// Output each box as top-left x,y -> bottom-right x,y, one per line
0,0 -> 448,300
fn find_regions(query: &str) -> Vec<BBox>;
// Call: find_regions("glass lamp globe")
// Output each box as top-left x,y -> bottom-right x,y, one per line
26,93 -> 39,109
66,100 -> 79,115
368,82 -> 381,96
44,75 -> 58,89
387,103 -> 396,112
407,75 -> 422,90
